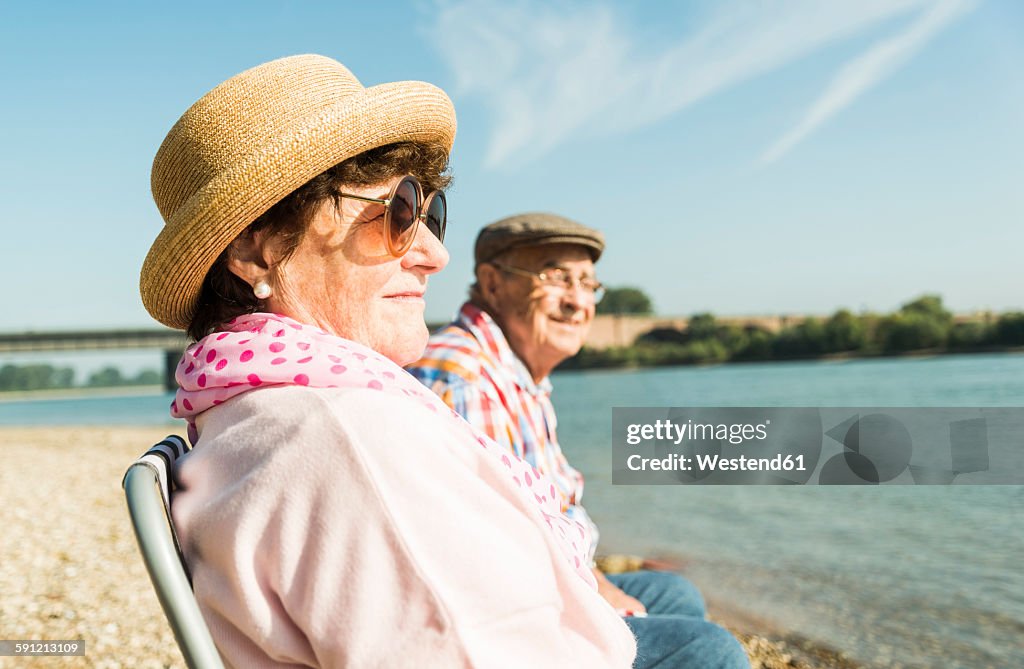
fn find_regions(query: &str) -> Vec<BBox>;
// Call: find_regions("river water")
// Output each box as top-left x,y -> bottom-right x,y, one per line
553,354 -> 1024,668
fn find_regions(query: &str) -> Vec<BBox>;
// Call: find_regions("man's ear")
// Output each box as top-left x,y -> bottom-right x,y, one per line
476,263 -> 502,301
226,229 -> 277,287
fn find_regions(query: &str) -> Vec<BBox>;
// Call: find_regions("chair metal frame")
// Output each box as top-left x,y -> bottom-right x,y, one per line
122,435 -> 224,669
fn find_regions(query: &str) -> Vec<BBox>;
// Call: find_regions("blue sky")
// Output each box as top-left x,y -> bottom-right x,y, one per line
1,0 -> 1022,334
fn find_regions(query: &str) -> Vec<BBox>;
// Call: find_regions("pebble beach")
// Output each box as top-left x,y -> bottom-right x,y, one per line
0,426 -> 857,668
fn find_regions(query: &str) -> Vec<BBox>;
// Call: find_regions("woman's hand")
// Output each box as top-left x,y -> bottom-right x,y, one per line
593,567 -> 646,614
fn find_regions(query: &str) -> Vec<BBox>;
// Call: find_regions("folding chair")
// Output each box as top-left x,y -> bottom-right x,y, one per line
122,435 -> 224,669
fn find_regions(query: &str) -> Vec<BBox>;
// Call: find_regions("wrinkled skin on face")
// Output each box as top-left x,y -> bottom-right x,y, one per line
476,244 -> 597,382
227,176 -> 449,366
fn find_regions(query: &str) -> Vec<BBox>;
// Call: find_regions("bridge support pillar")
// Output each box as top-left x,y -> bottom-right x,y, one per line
164,349 -> 180,392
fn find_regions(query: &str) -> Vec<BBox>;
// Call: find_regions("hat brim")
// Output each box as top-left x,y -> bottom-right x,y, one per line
141,80 -> 455,330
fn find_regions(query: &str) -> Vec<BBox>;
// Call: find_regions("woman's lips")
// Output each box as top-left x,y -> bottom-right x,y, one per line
383,291 -> 425,302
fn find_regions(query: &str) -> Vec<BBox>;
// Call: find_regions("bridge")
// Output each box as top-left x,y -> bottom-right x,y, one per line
0,328 -> 189,391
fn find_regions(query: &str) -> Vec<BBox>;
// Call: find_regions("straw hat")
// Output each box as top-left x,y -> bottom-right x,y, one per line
140,54 -> 457,330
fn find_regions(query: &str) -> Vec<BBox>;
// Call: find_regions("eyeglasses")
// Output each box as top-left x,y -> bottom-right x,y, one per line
491,262 -> 606,303
335,175 -> 446,257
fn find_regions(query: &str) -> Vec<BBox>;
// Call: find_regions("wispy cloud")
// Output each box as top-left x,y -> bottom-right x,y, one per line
429,0 -> 976,168
760,0 -> 977,164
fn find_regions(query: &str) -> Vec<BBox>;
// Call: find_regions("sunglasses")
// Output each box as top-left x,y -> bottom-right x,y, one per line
336,175 -> 446,257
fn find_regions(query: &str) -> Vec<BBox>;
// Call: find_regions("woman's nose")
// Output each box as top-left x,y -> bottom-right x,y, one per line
402,220 -> 449,274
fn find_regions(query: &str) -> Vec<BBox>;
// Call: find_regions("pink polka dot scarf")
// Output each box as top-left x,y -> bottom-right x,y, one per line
172,313 -> 595,587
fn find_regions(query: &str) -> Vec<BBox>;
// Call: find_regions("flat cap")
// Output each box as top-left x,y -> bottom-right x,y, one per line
474,212 -> 605,265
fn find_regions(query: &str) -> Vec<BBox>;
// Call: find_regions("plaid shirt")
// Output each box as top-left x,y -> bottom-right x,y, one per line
408,302 -> 599,559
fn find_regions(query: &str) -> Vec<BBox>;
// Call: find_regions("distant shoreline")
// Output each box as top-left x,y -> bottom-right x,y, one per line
0,384 -> 165,403
558,344 -> 1024,372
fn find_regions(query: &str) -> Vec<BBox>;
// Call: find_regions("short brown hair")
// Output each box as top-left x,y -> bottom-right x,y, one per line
187,142 -> 451,341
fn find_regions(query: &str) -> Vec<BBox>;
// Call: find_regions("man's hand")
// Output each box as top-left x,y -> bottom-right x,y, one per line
593,567 -> 646,613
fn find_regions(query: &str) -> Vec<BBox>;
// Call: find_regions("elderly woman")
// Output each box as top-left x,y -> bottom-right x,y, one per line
139,55 -> 636,667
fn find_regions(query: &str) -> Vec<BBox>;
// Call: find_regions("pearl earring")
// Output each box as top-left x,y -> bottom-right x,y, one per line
253,280 -> 272,300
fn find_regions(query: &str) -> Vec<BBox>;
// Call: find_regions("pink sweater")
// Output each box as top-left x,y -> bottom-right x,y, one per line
172,385 -> 637,667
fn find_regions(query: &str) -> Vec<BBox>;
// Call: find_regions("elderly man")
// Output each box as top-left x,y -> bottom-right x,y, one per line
408,213 -> 748,669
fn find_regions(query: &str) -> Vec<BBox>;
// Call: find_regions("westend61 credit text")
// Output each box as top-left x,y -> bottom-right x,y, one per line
612,407 -> 1024,485
624,419 -> 806,474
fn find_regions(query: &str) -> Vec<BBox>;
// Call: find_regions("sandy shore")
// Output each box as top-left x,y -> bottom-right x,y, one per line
0,427 -> 858,668
0,427 -> 180,668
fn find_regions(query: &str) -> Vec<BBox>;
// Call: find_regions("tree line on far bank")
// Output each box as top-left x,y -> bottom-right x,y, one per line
0,365 -> 160,392
563,291 -> 1024,370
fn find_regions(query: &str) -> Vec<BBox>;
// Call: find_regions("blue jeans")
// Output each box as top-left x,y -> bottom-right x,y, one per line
607,571 -> 749,669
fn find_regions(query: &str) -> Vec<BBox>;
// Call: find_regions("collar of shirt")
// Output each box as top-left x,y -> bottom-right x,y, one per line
456,302 -> 554,398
